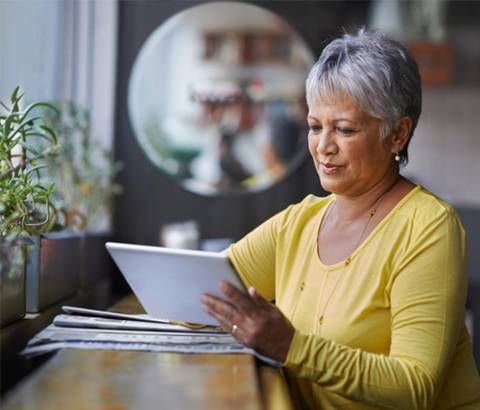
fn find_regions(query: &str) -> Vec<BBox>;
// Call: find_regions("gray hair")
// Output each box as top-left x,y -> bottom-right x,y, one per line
306,28 -> 422,165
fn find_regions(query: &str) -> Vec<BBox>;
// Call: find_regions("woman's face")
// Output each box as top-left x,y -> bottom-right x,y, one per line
307,97 -> 396,196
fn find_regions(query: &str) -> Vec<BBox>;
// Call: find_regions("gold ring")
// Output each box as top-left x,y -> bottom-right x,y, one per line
232,324 -> 238,335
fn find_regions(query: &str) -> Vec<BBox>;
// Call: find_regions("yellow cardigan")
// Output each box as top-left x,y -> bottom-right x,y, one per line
226,185 -> 480,409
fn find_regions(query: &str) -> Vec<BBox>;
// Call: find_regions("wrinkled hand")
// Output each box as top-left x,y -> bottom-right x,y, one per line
200,281 -> 295,363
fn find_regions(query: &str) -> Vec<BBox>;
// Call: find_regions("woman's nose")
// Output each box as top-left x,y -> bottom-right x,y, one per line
316,131 -> 337,155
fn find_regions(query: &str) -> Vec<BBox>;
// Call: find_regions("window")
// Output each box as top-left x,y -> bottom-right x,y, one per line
0,0 -> 118,149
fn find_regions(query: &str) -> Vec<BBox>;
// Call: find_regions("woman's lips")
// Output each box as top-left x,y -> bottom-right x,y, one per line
320,163 -> 343,174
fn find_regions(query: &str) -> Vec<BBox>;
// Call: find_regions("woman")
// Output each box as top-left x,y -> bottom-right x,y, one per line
200,29 -> 480,409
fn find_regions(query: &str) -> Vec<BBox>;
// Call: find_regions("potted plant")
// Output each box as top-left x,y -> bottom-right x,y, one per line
1,90 -> 122,319
0,87 -> 59,325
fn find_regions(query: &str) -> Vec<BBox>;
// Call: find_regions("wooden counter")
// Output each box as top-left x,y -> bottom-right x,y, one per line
1,294 -> 293,410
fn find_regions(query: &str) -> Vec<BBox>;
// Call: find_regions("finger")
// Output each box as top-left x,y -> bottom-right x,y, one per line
200,294 -> 241,324
201,304 -> 232,332
201,304 -> 244,341
218,281 -> 256,315
248,286 -> 274,310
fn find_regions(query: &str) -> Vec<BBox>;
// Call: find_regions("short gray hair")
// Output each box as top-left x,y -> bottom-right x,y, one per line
306,28 -> 422,165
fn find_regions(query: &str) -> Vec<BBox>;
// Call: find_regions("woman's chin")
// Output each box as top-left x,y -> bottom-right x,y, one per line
319,175 -> 343,194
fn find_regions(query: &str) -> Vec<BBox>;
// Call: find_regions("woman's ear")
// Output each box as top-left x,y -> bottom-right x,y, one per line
391,116 -> 413,154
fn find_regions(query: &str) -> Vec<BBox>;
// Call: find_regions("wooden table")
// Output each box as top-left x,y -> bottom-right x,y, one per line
2,294 -> 293,410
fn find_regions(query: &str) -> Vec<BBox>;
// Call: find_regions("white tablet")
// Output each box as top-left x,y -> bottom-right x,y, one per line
105,242 -> 247,326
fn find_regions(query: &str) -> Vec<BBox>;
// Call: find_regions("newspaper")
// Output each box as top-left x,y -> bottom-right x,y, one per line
21,310 -> 283,367
54,314 -> 226,334
21,340 -> 253,357
27,324 -> 237,347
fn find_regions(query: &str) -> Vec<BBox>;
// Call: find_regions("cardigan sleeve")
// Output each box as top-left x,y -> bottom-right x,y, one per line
283,209 -> 468,410
225,207 -> 287,302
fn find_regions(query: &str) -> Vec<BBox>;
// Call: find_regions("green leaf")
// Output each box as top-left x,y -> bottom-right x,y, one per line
11,176 -> 25,184
17,140 -> 40,156
7,136 -> 21,151
25,165 -> 48,177
10,90 -> 26,115
20,101 -> 59,122
12,90 -> 26,107
39,125 -> 57,145
4,112 -> 18,140
11,86 -> 20,104
7,115 -> 43,139
23,131 -> 53,141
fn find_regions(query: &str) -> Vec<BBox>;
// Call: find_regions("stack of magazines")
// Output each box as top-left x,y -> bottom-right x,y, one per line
21,306 -> 281,367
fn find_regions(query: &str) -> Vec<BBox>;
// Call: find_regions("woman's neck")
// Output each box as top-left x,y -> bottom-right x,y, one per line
333,170 -> 401,224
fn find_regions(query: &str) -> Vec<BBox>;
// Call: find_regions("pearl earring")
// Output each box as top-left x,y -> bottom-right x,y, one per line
395,148 -> 400,162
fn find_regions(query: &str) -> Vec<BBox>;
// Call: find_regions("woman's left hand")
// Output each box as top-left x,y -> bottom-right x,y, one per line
200,281 -> 295,363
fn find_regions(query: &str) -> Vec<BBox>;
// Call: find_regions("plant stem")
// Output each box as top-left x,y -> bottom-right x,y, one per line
0,152 -> 57,182
25,197 -> 51,227
21,129 -> 26,175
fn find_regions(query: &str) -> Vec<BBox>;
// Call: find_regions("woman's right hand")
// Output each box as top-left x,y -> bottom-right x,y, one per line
200,281 -> 295,363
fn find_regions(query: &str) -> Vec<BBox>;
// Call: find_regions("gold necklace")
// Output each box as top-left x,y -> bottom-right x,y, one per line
289,181 -> 398,327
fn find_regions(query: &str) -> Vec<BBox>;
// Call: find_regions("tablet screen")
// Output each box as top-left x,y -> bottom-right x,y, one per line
106,242 -> 247,326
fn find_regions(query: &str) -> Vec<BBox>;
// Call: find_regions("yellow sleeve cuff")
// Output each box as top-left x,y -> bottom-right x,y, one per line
283,329 -> 311,370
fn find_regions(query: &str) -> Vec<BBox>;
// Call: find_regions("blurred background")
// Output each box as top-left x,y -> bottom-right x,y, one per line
3,0 -> 479,243
1,0 -> 480,381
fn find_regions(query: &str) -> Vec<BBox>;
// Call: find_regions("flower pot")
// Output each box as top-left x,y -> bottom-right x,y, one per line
80,231 -> 114,289
0,239 -> 30,326
26,232 -> 81,313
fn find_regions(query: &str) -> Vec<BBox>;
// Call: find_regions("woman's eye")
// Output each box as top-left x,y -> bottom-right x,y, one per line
309,125 -> 321,132
338,128 -> 354,135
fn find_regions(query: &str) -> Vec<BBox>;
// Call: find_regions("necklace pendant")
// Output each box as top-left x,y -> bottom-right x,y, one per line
319,316 -> 323,324
371,210 -> 376,216
345,257 -> 350,266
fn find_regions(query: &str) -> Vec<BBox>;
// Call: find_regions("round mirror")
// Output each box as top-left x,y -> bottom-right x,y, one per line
128,2 -> 315,196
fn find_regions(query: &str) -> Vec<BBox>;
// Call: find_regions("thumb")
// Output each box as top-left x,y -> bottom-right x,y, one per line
249,286 -> 273,310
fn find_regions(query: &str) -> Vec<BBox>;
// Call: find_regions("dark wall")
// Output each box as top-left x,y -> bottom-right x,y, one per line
113,0 -> 480,246
113,1 -> 370,246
